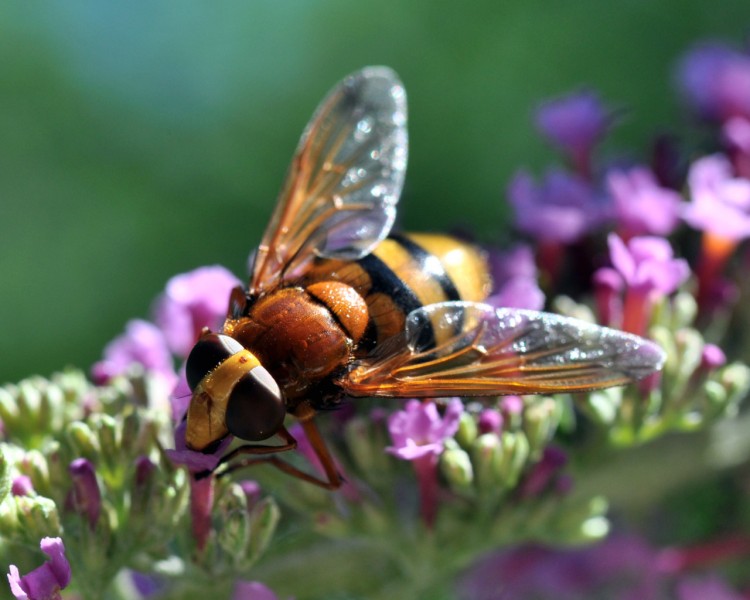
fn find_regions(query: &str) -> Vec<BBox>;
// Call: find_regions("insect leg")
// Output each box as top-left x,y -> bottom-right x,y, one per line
209,423 -> 343,490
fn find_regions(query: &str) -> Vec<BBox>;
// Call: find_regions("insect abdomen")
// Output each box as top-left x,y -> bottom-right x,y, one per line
302,233 -> 491,350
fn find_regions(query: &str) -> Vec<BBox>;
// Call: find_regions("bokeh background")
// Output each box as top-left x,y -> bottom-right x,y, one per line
2,1 -> 750,386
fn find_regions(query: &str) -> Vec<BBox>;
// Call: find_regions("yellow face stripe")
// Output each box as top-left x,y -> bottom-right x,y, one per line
185,349 -> 261,451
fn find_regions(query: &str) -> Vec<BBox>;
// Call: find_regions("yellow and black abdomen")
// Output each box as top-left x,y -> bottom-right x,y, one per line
302,233 -> 491,352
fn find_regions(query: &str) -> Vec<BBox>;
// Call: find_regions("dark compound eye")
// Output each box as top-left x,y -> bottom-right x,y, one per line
185,333 -> 244,391
225,366 -> 286,442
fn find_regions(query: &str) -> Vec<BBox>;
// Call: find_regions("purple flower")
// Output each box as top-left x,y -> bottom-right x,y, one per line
477,409 -> 503,435
232,581 -> 286,600
66,458 -> 101,529
508,168 -> 609,244
608,235 -> 689,297
723,116 -> 750,155
486,245 -> 545,311
606,166 -> 683,238
8,537 -> 71,600
593,266 -> 624,328
458,535 -> 661,600
500,396 -> 524,416
534,89 -> 615,172
684,154 -> 750,241
92,319 -> 177,390
518,446 -> 569,498
386,399 -> 463,461
700,344 -> 727,371
11,476 -> 34,497
130,571 -> 164,598
675,576 -> 744,600
166,420 -> 232,474
676,42 -> 750,122
723,117 -> 750,178
387,399 -> 463,527
238,480 -> 262,510
154,266 -> 241,358
605,234 -> 689,335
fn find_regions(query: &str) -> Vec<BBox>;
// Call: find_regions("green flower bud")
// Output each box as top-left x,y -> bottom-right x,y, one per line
94,414 -> 121,466
552,296 -> 595,323
0,449 -> 10,504
215,483 -> 252,567
471,433 -> 502,491
13,495 -> 62,544
454,411 -> 478,449
497,432 -> 530,489
67,421 -> 101,459
344,415 -> 390,478
440,444 -> 474,491
670,291 -> 698,330
672,329 -> 703,393
0,386 -> 20,429
246,496 -> 280,565
719,363 -> 750,409
584,388 -> 620,426
22,450 -> 51,496
650,325 -> 676,373
523,398 -> 561,459
702,380 -> 728,417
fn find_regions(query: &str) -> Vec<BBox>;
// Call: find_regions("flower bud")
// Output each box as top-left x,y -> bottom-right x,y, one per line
454,411 -> 479,448
584,388 -> 620,426
471,433 -> 503,491
0,447 -> 10,503
246,496 -> 280,565
477,409 -> 503,436
0,386 -> 20,430
672,329 -> 704,391
670,291 -> 698,330
554,495 -> 610,544
440,444 -> 474,491
719,363 -> 750,403
497,432 -> 531,489
11,496 -> 62,544
216,482 -> 252,567
130,456 -> 158,518
21,450 -> 50,496
523,398 -> 561,458
344,415 -> 390,477
67,422 -> 101,459
94,414 -> 121,470
67,458 -> 101,529
12,476 -> 34,497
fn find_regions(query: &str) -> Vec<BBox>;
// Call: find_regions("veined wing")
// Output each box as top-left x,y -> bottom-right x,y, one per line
250,67 -> 408,293
340,301 -> 666,397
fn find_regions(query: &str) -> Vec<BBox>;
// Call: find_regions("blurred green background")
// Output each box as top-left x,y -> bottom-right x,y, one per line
2,1 -> 749,385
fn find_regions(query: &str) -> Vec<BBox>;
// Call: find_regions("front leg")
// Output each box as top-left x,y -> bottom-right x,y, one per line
203,423 -> 343,490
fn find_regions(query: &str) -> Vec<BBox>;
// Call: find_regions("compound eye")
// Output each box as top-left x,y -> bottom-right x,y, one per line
185,333 -> 244,391
225,366 -> 285,441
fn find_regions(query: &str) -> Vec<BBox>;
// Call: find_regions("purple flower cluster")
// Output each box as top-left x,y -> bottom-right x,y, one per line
458,535 -> 745,600
92,265 -> 240,399
504,43 -> 750,329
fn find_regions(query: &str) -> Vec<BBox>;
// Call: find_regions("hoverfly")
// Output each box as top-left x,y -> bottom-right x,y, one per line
184,67 -> 665,488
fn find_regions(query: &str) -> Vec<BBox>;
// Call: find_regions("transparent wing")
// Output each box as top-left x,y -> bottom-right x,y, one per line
250,66 -> 408,293
340,301 -> 666,397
